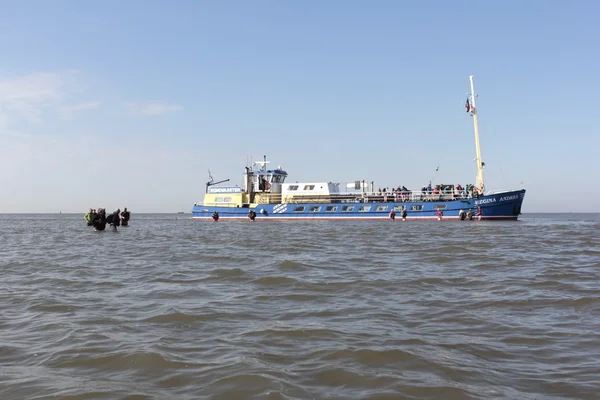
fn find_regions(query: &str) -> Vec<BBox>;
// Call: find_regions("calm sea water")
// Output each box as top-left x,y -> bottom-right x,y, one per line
1,213 -> 599,400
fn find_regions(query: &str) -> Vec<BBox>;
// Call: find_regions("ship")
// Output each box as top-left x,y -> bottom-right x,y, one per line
192,76 -> 525,221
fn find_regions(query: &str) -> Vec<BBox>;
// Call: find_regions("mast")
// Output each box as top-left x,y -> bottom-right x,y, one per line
469,75 -> 485,193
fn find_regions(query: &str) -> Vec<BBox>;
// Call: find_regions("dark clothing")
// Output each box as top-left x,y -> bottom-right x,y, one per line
109,211 -> 121,227
92,212 -> 107,231
120,211 -> 130,226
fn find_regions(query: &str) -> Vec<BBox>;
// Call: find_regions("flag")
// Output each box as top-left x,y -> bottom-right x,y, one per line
208,169 -> 213,184
465,98 -> 471,113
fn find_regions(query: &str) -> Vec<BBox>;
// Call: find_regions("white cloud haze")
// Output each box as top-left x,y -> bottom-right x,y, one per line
0,71 -> 196,213
123,102 -> 183,116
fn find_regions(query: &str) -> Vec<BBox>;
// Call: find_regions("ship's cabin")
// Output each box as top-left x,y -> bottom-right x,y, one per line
244,157 -> 288,195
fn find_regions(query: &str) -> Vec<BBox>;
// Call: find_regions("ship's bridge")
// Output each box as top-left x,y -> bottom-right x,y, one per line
244,156 -> 288,194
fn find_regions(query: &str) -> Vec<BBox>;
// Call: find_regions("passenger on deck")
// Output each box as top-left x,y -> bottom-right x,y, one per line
260,177 -> 269,191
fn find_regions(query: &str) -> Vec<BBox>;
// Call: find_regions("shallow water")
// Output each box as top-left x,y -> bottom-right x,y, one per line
1,213 -> 599,399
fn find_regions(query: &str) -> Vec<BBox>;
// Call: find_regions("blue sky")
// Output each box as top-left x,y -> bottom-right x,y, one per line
0,0 -> 598,213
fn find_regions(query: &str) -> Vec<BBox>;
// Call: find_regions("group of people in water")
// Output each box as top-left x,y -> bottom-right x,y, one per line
85,208 -> 131,231
388,206 -> 482,221
458,208 -> 482,220
211,210 -> 256,221
211,207 -> 482,221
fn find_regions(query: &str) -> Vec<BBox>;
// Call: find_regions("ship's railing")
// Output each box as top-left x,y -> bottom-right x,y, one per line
283,190 -> 473,203
195,189 -> 479,207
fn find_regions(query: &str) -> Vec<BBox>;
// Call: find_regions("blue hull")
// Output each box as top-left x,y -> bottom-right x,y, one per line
192,190 -> 525,221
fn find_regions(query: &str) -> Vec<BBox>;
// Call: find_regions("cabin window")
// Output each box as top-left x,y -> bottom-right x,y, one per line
358,206 -> 371,212
393,205 -> 405,211
303,185 -> 315,190
214,197 -> 232,203
434,204 -> 447,209
376,205 -> 388,212
294,206 -> 305,212
288,185 -> 299,191
309,206 -> 321,212
326,206 -> 337,212
410,205 -> 423,211
342,205 -> 354,212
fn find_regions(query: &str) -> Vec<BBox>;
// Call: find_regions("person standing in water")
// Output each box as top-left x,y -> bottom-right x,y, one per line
108,209 -> 121,231
92,208 -> 107,231
120,208 -> 131,226
85,208 -> 94,226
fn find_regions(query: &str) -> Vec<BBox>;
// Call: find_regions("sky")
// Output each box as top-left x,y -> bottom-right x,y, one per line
0,0 -> 598,213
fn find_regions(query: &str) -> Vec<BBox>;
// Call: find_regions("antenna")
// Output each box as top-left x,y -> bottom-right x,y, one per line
254,155 -> 270,171
429,165 -> 440,185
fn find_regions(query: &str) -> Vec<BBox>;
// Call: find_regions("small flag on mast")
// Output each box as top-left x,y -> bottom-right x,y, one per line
465,98 -> 471,113
208,169 -> 214,184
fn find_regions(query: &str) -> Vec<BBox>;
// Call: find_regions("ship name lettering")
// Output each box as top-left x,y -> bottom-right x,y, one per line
209,187 -> 242,193
475,198 -> 496,205
499,194 -> 519,202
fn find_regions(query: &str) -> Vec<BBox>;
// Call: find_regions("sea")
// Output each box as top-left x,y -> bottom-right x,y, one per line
1,213 -> 599,400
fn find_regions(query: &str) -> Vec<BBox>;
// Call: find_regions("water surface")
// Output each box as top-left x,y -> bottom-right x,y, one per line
1,213 -> 599,399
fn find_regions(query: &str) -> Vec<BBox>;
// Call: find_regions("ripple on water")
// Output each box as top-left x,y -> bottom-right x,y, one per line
0,213 -> 599,399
